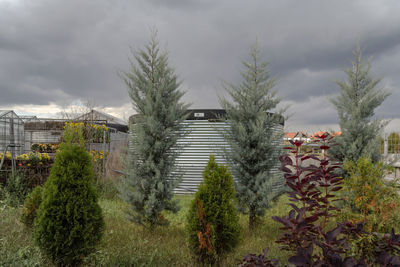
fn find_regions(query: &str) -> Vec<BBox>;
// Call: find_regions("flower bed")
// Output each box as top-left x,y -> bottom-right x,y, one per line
0,152 -> 54,188
31,143 -> 59,153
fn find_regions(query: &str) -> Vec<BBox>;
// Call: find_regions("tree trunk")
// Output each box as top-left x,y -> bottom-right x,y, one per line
249,207 -> 257,230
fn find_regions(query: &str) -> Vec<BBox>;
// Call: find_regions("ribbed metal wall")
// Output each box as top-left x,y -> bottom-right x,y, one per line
128,115 -> 285,194
173,120 -> 230,193
174,120 -> 284,194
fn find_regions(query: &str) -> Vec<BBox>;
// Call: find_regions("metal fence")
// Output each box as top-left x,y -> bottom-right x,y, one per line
383,132 -> 400,155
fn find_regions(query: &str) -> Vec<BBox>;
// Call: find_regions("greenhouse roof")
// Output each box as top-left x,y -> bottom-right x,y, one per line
0,110 -> 14,117
0,110 -> 24,123
75,109 -> 127,125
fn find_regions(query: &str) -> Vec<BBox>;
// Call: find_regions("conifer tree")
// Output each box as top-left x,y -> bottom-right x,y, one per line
186,155 -> 240,265
220,42 -> 285,229
119,32 -> 189,228
34,124 -> 104,266
330,44 -> 390,164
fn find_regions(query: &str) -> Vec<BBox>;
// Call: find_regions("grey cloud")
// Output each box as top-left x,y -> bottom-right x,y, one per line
0,0 -> 399,131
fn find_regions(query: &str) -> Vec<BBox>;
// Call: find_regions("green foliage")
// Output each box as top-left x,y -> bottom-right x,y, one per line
0,183 -> 7,208
330,44 -> 390,164
220,41 -> 285,229
96,179 -> 120,200
62,121 -> 85,146
387,132 -> 400,154
340,157 -> 400,233
0,244 -> 44,267
186,155 -> 241,264
340,157 -> 400,261
4,172 -> 31,206
119,32 -> 189,228
0,194 -> 291,266
21,186 -> 43,228
33,140 -> 104,266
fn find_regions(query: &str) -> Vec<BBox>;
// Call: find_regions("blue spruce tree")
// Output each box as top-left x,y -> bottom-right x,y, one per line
220,42 -> 285,229
330,44 -> 390,164
120,32 -> 189,229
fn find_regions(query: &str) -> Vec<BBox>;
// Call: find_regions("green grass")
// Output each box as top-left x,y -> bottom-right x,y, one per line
0,194 -> 291,266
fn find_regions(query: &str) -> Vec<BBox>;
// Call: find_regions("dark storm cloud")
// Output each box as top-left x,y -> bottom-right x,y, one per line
1,0 -> 400,130
147,0 -> 215,10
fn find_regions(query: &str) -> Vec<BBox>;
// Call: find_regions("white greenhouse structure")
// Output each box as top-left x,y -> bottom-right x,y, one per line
0,110 -> 25,156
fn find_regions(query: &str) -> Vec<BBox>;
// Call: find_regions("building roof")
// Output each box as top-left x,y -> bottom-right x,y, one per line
75,109 -> 126,125
285,131 -> 342,142
0,110 -> 23,122
0,110 -> 13,117
311,131 -> 342,139
284,132 -> 310,139
285,132 -> 297,139
19,115 -> 39,122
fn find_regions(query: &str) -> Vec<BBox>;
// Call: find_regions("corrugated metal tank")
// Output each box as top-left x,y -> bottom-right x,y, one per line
129,109 -> 284,194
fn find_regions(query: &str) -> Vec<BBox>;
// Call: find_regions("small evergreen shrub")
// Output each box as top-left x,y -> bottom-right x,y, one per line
21,185 -> 43,228
186,155 -> 240,264
4,172 -> 30,206
34,125 -> 104,266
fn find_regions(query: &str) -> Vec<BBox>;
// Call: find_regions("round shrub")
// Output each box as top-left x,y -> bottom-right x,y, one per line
34,142 -> 104,266
186,155 -> 241,264
21,185 -> 43,228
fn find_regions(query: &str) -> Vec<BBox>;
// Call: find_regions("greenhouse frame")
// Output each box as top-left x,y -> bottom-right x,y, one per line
0,110 -> 25,179
0,110 -> 25,156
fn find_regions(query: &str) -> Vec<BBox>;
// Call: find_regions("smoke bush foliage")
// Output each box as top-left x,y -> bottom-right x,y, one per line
240,135 -> 400,266
220,41 -> 285,229
119,32 -> 189,228
186,155 -> 240,264
330,44 -> 390,164
34,124 -> 104,266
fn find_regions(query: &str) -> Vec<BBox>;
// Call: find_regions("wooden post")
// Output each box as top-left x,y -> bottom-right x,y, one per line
10,117 -> 16,177
384,133 -> 388,156
102,129 -> 106,183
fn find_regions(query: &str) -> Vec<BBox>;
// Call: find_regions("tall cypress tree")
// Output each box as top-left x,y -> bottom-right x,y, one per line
220,42 -> 284,229
330,44 -> 390,164
119,32 -> 189,228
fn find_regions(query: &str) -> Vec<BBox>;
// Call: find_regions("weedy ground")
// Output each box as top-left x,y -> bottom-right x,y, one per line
0,192 -> 291,266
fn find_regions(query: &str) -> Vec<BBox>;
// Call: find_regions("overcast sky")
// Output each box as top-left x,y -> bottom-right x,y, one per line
1,0 -> 400,133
